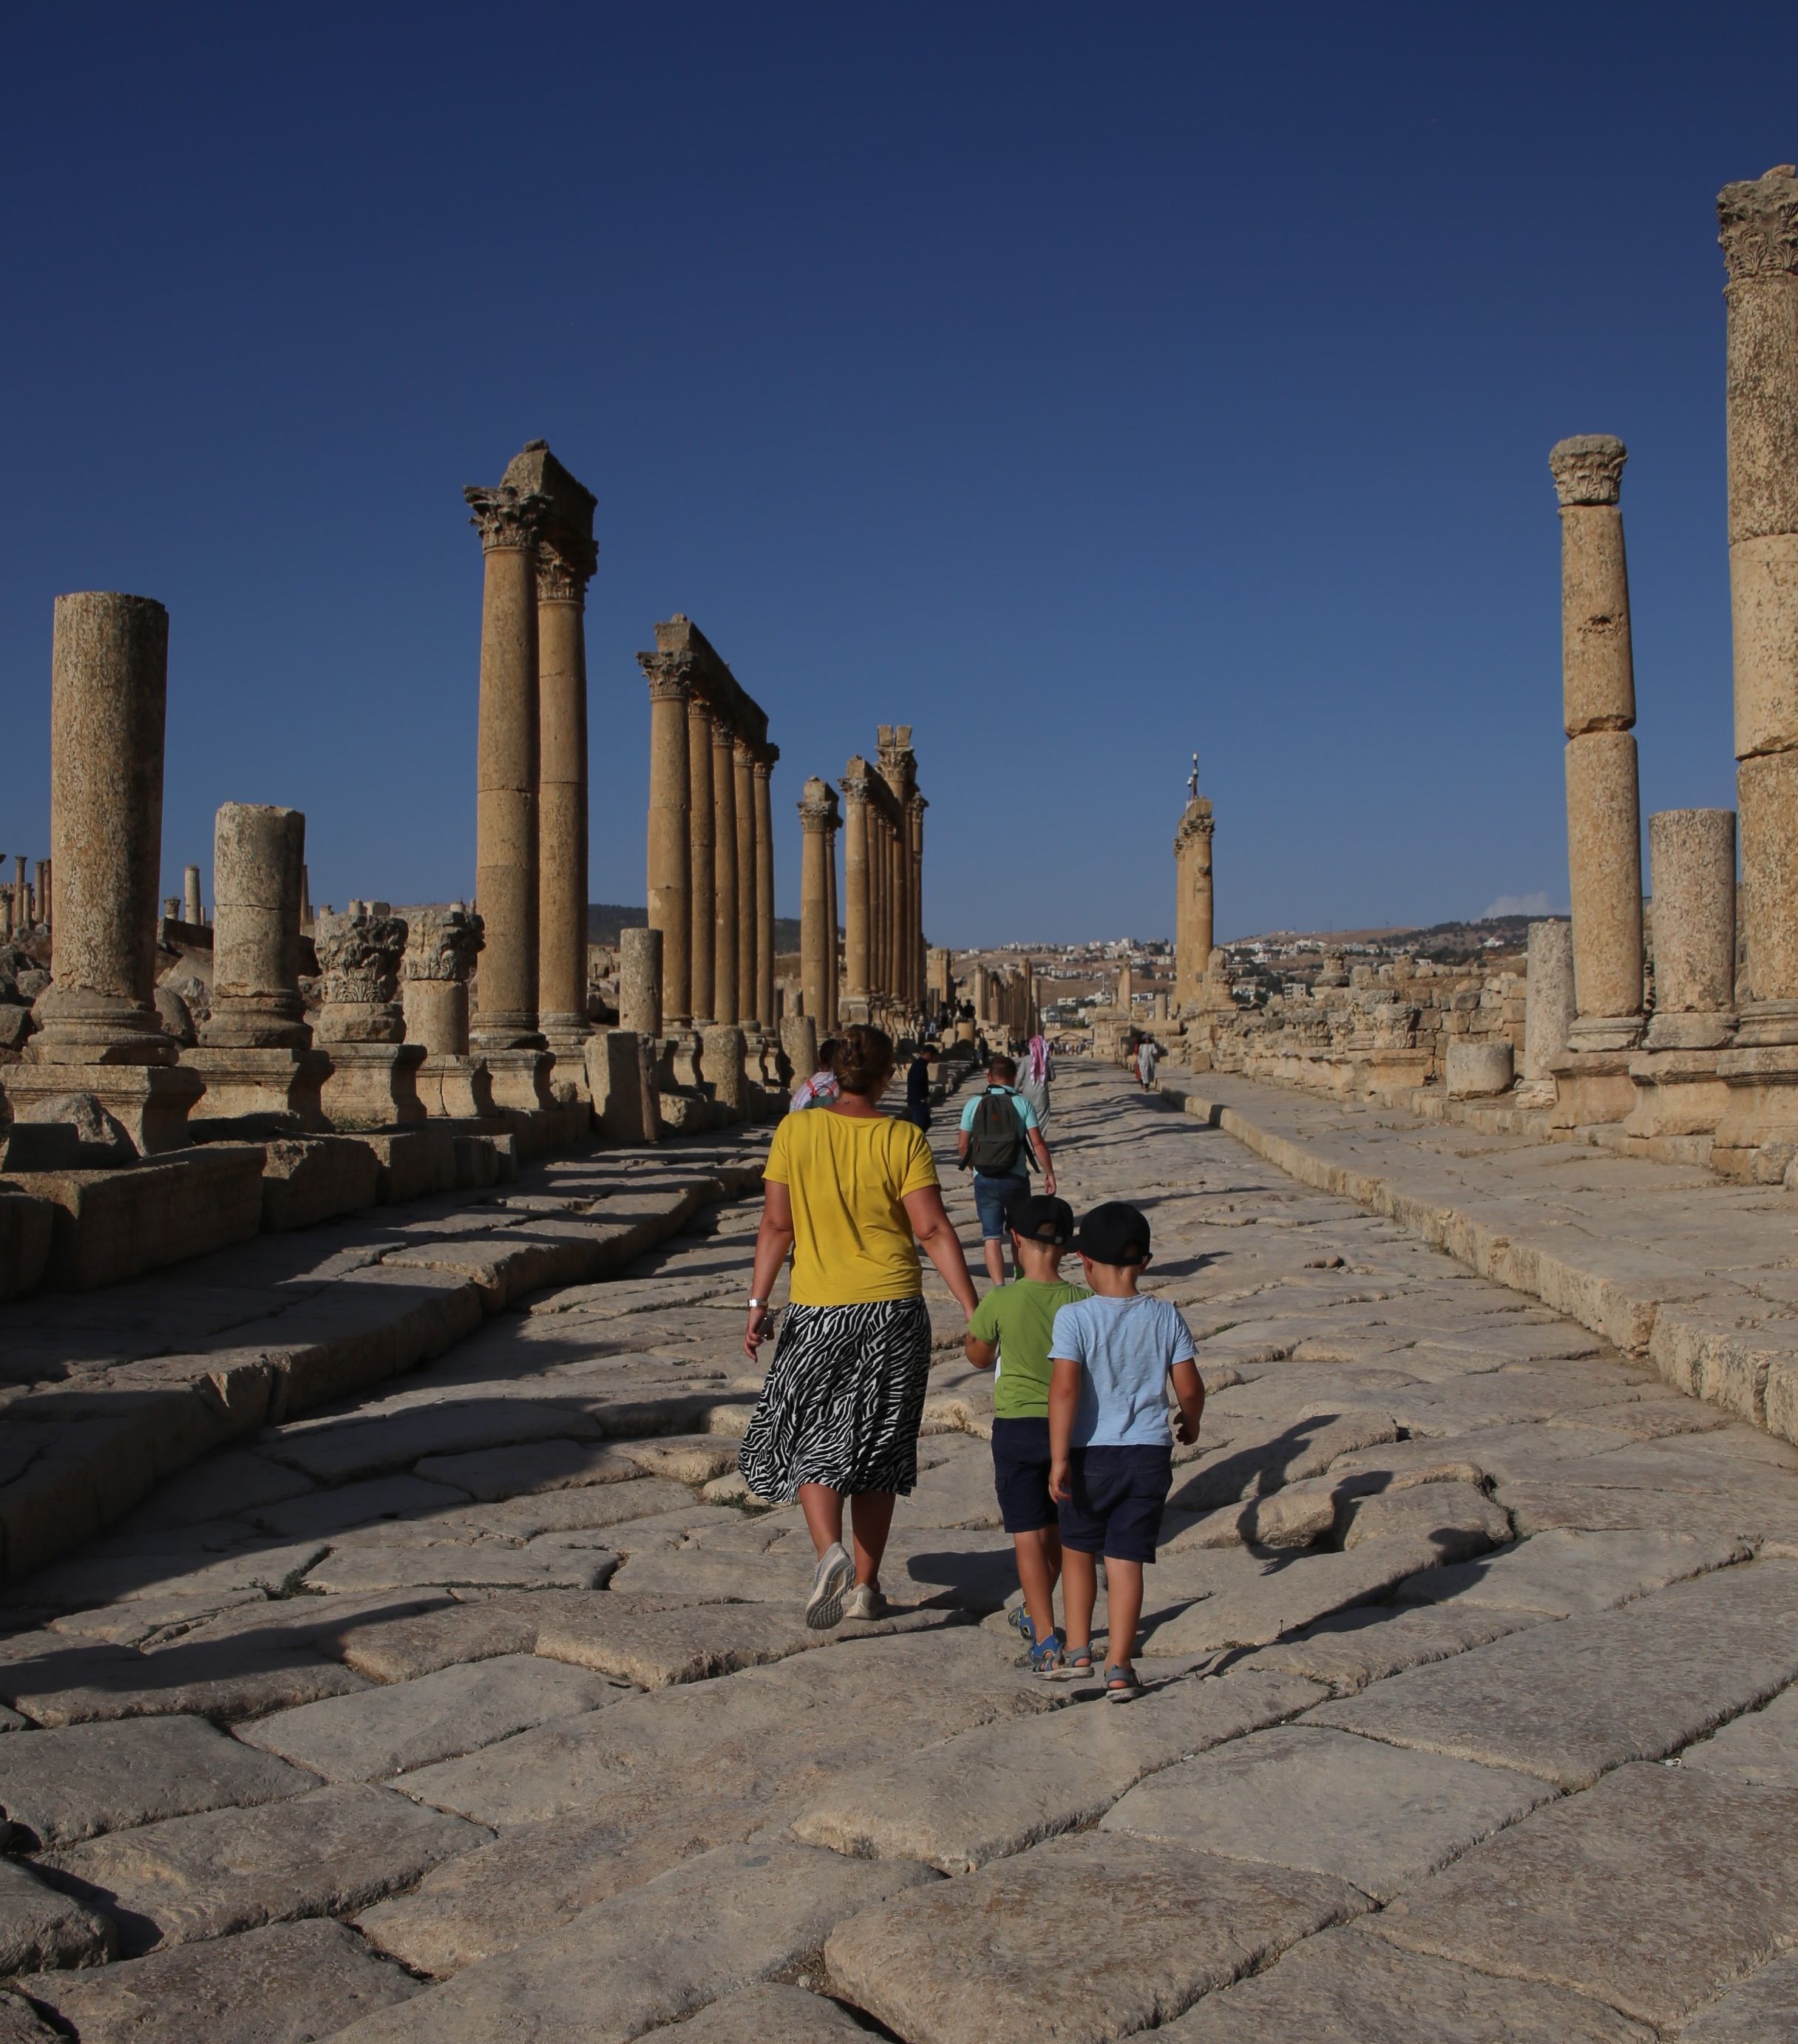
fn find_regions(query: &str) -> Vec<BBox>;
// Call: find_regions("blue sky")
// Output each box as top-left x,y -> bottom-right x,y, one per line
2,4 -> 1792,946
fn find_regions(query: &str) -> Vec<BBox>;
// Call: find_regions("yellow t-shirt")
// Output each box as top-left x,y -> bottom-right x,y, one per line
763,1107 -> 941,1305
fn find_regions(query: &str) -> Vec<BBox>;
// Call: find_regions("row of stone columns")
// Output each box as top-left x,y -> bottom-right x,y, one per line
838,727 -> 927,1022
640,617 -> 778,1036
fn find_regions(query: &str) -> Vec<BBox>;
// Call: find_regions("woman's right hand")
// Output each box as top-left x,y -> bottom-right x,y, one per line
744,1306 -> 774,1361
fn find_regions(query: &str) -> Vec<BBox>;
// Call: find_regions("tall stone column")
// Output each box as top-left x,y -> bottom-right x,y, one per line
1516,920 -> 1576,1109
535,539 -> 596,1053
1721,168 -> 1798,1042
686,695 -> 716,1022
1648,812 -> 1738,1046
8,592 -> 202,1152
841,765 -> 871,1016
617,925 -> 663,1037
401,904 -> 491,1118
753,750 -> 777,1028
640,651 -> 693,1027
1551,434 -> 1644,1056
824,804 -> 841,1030
314,904 -> 424,1128
183,865 -> 203,926
799,778 -> 835,1027
733,736 -> 757,1026
871,814 -> 889,999
466,482 -> 547,1050
908,795 -> 927,1011
712,718 -> 739,1022
1174,796 -> 1215,1011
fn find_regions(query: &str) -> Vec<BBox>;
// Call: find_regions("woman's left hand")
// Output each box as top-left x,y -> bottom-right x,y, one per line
744,1306 -> 774,1360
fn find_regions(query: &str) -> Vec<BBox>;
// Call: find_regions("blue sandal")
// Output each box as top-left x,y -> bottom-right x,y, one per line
1028,1632 -> 1065,1676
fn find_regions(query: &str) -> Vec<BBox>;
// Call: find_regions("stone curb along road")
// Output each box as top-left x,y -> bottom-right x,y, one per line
1157,1067 -> 1798,1453
0,1147 -> 764,1586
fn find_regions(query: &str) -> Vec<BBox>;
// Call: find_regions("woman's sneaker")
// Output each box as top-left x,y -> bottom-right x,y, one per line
843,1581 -> 887,1622
805,1541 -> 855,1629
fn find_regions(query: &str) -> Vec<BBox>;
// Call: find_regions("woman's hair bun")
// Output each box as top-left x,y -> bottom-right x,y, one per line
832,1024 -> 895,1097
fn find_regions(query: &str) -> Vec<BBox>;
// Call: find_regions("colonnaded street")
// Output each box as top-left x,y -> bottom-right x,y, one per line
4,1062 -> 1798,2041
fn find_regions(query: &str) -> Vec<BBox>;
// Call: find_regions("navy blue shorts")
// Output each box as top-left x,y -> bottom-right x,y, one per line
990,1416 -> 1057,1534
974,1171 -> 1030,1241
1056,1444 -> 1173,1564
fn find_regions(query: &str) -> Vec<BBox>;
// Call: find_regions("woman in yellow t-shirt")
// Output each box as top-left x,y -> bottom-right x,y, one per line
739,1025 -> 980,1629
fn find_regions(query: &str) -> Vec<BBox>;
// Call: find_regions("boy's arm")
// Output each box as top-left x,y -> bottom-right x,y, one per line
1169,1359 -> 1204,1445
963,1331 -> 997,1369
1048,1357 -> 1081,1501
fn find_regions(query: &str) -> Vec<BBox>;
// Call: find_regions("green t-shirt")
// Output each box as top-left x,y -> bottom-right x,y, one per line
968,1277 -> 1093,1420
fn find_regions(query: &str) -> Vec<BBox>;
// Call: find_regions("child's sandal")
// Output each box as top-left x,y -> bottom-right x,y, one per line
1105,1663 -> 1143,1703
1052,1646 -> 1095,1683
1028,1633 -> 1064,1676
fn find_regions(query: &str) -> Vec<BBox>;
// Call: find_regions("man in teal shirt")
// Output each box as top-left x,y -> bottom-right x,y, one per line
963,1194 -> 1089,1673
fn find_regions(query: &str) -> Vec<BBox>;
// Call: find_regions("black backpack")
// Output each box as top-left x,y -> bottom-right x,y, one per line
967,1088 -> 1026,1175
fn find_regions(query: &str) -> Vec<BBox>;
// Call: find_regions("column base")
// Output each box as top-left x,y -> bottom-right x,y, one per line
481,1047 -> 554,1113
1,1060 -> 204,1156
1545,1049 -> 1636,1127
1621,1049 -> 1731,1141
416,1053 -> 495,1119
181,1047 -> 330,1130
1566,1014 -> 1645,1054
1731,999 -> 1798,1050
1712,1045 -> 1798,1180
1646,1011 -> 1737,1053
319,1044 -> 427,1130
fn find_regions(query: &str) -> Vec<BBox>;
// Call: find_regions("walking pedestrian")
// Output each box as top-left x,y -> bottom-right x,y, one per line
740,1025 -> 980,1626
901,1046 -> 932,1132
957,1053 -> 1056,1287
790,1037 -> 841,1112
1136,1036 -> 1159,1090
1016,1033 -> 1054,1133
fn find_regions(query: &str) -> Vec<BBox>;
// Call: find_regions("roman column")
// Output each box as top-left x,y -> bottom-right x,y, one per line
734,735 -> 757,1026
314,903 -> 424,1127
824,794 -> 841,1029
401,903 -> 491,1118
535,537 -> 595,1051
1647,810 -> 1738,1049
909,794 -> 927,1010
799,778 -> 834,1025
618,924 -> 663,1038
1174,795 -> 1215,1010
686,693 -> 716,1022
754,747 -> 778,1028
1720,166 -> 1798,1042
640,651 -> 693,1027
183,864 -> 202,926
871,812 -> 889,999
1517,920 -> 1576,1107
712,716 -> 739,1022
841,763 -> 871,1014
203,804 -> 308,1047
466,481 -> 547,1049
1550,434 -> 1644,1051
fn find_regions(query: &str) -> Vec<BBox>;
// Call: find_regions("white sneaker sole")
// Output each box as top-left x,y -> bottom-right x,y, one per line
805,1546 -> 854,1629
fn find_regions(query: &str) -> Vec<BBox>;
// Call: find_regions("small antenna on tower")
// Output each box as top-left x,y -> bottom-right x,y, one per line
1187,752 -> 1200,802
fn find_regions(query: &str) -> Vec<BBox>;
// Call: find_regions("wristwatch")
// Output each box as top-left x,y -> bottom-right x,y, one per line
747,1297 -> 769,1311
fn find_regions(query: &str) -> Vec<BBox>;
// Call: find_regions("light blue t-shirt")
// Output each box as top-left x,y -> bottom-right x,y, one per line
958,1086 -> 1039,1135
1049,1294 -> 1197,1448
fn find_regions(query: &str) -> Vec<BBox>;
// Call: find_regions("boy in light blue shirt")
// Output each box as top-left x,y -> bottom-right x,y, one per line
1048,1201 -> 1204,1701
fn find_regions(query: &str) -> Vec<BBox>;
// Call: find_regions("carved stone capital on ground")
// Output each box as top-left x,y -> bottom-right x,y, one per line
1718,166 -> 1798,285
638,650 -> 695,703
464,484 -> 550,553
313,903 -> 409,1042
401,904 -> 484,986
1549,434 -> 1628,508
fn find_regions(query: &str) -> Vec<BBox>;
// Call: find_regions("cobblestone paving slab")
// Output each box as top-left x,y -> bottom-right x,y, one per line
26,1917 -> 421,2042
1677,1945 -> 1798,2039
0,1995 -> 59,2043
333,1839 -> 935,2043
0,1855 -> 115,1971
1393,1525 -> 1748,1615
1102,1722 -> 1551,1901
1309,1558 -> 1798,1787
0,1714 -> 316,1847
1160,1923 -> 1653,2041
656,1980 -> 878,2039
43,1782 -> 489,1954
1679,1677 -> 1798,1787
792,1669 -> 1323,1872
824,1833 -> 1366,2044
1365,1762 -> 1798,2028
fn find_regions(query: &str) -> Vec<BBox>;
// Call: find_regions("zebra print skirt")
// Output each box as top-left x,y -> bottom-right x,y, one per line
737,1297 -> 934,1502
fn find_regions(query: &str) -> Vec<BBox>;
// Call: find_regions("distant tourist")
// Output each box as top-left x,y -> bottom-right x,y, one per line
1136,1036 -> 1159,1090
740,1025 -> 980,1627
901,1047 -> 932,1132
957,1053 -> 1057,1286
790,1037 -> 841,1112
1048,1201 -> 1204,1700
963,1194 -> 1090,1674
1016,1033 -> 1054,1131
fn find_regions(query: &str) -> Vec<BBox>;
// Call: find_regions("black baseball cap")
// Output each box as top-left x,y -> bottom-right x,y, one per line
1005,1193 -> 1073,1245
1071,1200 -> 1152,1266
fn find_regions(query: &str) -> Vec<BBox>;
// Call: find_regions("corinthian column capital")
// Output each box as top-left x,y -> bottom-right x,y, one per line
840,764 -> 872,804
1549,435 -> 1627,508
535,535 -> 597,605
638,650 -> 695,703
464,484 -> 549,552
798,776 -> 836,832
1718,165 -> 1798,285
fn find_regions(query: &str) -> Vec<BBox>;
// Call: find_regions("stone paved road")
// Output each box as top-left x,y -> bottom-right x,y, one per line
2,1062 -> 1797,2039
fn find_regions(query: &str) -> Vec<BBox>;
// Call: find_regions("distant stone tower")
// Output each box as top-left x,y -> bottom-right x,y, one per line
1173,777 -> 1215,1014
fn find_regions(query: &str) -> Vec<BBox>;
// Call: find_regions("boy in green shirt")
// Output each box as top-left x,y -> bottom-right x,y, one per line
963,1193 -> 1090,1674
